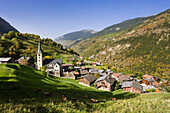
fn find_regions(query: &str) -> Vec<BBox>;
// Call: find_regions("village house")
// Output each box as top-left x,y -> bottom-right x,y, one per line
76,62 -> 82,66
78,56 -> 83,59
142,78 -> 155,86
98,69 -> 105,74
71,71 -> 80,79
86,61 -> 91,65
118,75 -> 133,85
89,68 -> 98,75
143,74 -> 154,80
96,75 -> 116,91
62,63 -> 73,72
79,74 -> 97,87
92,62 -> 97,66
43,59 -> 62,77
105,69 -> 114,75
111,73 -> 123,81
62,71 -> 79,79
16,56 -> 34,66
67,58 -> 74,62
80,70 -> 89,76
122,81 -> 143,93
0,57 -> 13,64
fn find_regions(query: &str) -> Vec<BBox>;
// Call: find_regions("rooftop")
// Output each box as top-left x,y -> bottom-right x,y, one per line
0,57 -> 12,62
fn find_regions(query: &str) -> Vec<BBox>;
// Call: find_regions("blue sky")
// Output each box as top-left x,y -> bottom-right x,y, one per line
0,0 -> 169,39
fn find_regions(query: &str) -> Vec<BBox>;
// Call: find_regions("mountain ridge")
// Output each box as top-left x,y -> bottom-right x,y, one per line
72,9 -> 170,78
0,17 -> 19,34
55,29 -> 96,47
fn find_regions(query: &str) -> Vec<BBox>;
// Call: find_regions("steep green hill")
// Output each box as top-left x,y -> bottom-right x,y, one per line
55,29 -> 96,47
0,31 -> 78,62
72,9 -> 170,78
0,64 -> 169,112
0,17 -> 19,34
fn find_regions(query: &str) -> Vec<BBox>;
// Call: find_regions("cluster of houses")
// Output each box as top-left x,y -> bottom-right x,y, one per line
0,42 -> 167,93
62,64 -> 166,93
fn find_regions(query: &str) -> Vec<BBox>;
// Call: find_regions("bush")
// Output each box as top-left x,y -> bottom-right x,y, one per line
145,88 -> 155,92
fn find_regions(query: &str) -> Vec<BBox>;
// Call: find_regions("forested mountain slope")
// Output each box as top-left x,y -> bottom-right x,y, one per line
0,31 -> 78,61
72,9 -> 170,78
0,17 -> 19,34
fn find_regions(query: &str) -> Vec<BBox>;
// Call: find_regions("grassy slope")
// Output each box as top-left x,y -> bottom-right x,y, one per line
0,64 -> 169,112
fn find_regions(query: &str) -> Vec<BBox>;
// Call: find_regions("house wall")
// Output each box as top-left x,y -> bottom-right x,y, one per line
123,87 -> 142,93
54,63 -> 60,76
79,78 -> 90,86
97,80 -> 111,91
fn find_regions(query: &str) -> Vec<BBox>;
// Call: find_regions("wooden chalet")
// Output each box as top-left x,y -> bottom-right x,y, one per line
79,74 -> 97,87
43,59 -> 62,77
142,78 -> 155,86
122,81 -> 143,93
17,56 -> 34,66
96,75 -> 116,91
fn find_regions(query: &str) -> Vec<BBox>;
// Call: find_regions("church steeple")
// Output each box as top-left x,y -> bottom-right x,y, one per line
37,41 -> 43,70
37,41 -> 42,54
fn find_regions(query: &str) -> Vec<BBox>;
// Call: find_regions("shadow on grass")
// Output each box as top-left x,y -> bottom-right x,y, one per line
0,64 -> 139,111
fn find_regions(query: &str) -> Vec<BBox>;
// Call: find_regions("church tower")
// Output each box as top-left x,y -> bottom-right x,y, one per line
37,41 -> 43,70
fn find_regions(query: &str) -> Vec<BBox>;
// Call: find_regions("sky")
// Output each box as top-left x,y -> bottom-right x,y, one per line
0,0 -> 169,39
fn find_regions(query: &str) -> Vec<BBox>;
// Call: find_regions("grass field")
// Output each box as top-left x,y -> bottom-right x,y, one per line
0,64 -> 169,113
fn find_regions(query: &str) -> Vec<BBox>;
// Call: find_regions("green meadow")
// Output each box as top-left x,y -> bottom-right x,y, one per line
0,64 -> 169,113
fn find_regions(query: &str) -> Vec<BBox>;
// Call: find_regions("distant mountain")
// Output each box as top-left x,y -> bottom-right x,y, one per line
0,17 -> 19,34
72,9 -> 170,78
55,29 -> 96,47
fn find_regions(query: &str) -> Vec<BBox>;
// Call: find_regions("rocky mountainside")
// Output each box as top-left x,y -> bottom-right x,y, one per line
0,17 -> 19,34
55,29 -> 96,47
72,9 -> 170,78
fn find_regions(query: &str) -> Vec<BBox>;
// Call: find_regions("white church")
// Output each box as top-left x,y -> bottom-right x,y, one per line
37,42 -> 63,77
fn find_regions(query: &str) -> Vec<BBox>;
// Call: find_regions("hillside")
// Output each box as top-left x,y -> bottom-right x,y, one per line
72,9 -> 170,78
55,29 -> 96,47
0,64 -> 169,112
0,31 -> 78,62
0,17 -> 19,34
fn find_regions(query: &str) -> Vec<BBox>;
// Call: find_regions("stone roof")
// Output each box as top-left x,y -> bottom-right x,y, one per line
143,74 -> 153,79
80,70 -> 89,75
112,73 -> 123,78
96,75 -> 116,85
0,57 -> 12,62
89,69 -> 98,73
17,57 -> 31,61
118,76 -> 131,82
62,64 -> 73,67
144,78 -> 155,82
43,59 -> 62,65
152,81 -> 161,87
84,74 -> 97,83
122,81 -> 143,92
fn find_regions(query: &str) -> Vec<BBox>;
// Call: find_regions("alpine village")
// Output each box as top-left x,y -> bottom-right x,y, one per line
0,3 -> 169,113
